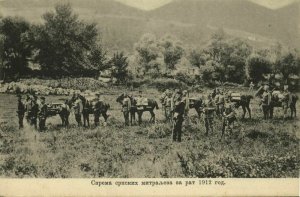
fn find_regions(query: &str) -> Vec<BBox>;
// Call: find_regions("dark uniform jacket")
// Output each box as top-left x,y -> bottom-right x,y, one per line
17,100 -> 25,115
38,104 -> 48,119
31,102 -> 39,118
173,99 -> 185,119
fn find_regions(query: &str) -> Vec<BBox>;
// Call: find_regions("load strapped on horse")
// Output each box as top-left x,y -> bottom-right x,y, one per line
255,82 -> 298,119
227,92 -> 253,119
116,92 -> 159,125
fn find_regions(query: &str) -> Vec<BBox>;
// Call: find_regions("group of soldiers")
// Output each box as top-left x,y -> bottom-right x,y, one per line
260,84 -> 292,120
160,88 -> 237,142
16,91 -> 107,130
15,83 -> 296,141
16,94 -> 48,131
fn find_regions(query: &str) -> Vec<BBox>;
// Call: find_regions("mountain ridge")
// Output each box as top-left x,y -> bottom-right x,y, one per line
0,0 -> 299,50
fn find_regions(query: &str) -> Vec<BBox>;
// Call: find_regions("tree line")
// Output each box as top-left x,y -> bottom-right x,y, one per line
0,3 -> 299,87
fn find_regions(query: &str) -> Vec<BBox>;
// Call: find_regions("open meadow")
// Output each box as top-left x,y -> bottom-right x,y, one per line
0,87 -> 299,178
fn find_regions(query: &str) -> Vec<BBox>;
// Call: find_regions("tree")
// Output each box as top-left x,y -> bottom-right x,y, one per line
188,49 -> 207,68
159,35 -> 184,70
0,17 -> 32,81
275,52 -> 300,84
206,33 -> 252,83
246,54 -> 272,83
134,33 -> 165,76
33,3 -> 103,77
109,52 -> 129,84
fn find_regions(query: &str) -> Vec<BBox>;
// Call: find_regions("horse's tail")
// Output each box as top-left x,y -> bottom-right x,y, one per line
106,103 -> 110,110
155,101 -> 159,110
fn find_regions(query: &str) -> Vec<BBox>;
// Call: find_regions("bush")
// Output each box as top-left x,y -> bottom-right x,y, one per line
175,72 -> 196,85
148,78 -> 188,91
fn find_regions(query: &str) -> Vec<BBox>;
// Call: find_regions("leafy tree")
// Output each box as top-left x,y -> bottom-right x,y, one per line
246,54 -> 272,83
0,17 -> 32,81
275,52 -> 300,83
134,33 -> 165,76
188,49 -> 207,68
109,52 -> 129,84
199,60 -> 225,84
33,3 -> 103,77
159,35 -> 184,70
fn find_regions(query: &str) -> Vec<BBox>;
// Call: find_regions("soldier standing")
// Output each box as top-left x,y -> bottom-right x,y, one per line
160,89 -> 169,120
164,91 -> 173,122
94,93 -> 102,126
182,90 -> 190,126
25,94 -> 33,124
61,99 -> 70,127
136,90 -> 145,125
203,94 -> 216,136
172,90 -> 185,142
282,85 -> 291,119
261,84 -> 272,120
216,90 -> 225,118
16,95 -> 25,129
38,97 -> 48,131
31,95 -> 39,129
122,93 -> 131,126
249,81 -> 255,92
74,93 -> 83,126
222,102 -> 236,138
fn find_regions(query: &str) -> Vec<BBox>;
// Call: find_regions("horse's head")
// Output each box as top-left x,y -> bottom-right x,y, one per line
116,93 -> 124,104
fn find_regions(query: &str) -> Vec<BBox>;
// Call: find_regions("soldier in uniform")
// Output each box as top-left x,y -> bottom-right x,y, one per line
25,94 -> 33,124
203,94 -> 216,136
122,93 -> 131,126
74,93 -> 83,126
172,90 -> 185,142
282,85 -> 291,119
215,90 -> 225,118
163,91 -> 173,122
31,95 -> 39,129
38,97 -> 48,131
94,93 -> 102,126
16,95 -> 25,129
249,81 -> 255,92
160,89 -> 170,120
261,84 -> 272,120
136,90 -> 145,125
182,90 -> 190,126
222,102 -> 236,138
61,99 -> 70,127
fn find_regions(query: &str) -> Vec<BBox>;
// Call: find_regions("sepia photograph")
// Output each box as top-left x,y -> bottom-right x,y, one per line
0,0 -> 299,196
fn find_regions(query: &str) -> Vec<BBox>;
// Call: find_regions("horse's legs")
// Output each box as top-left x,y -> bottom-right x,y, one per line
150,110 -> 155,123
102,112 -> 108,122
137,111 -> 143,125
242,106 -> 246,119
246,104 -> 251,119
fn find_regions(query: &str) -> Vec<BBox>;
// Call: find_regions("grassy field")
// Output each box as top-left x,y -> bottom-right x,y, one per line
0,87 -> 299,178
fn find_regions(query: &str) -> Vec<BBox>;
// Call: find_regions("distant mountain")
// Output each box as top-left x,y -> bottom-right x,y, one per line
0,0 -> 299,51
149,0 -> 299,47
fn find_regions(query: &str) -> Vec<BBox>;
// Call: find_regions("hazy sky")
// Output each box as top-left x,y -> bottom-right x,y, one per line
116,0 -> 297,10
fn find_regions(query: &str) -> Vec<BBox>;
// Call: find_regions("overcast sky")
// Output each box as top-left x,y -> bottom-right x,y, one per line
115,0 -> 297,10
